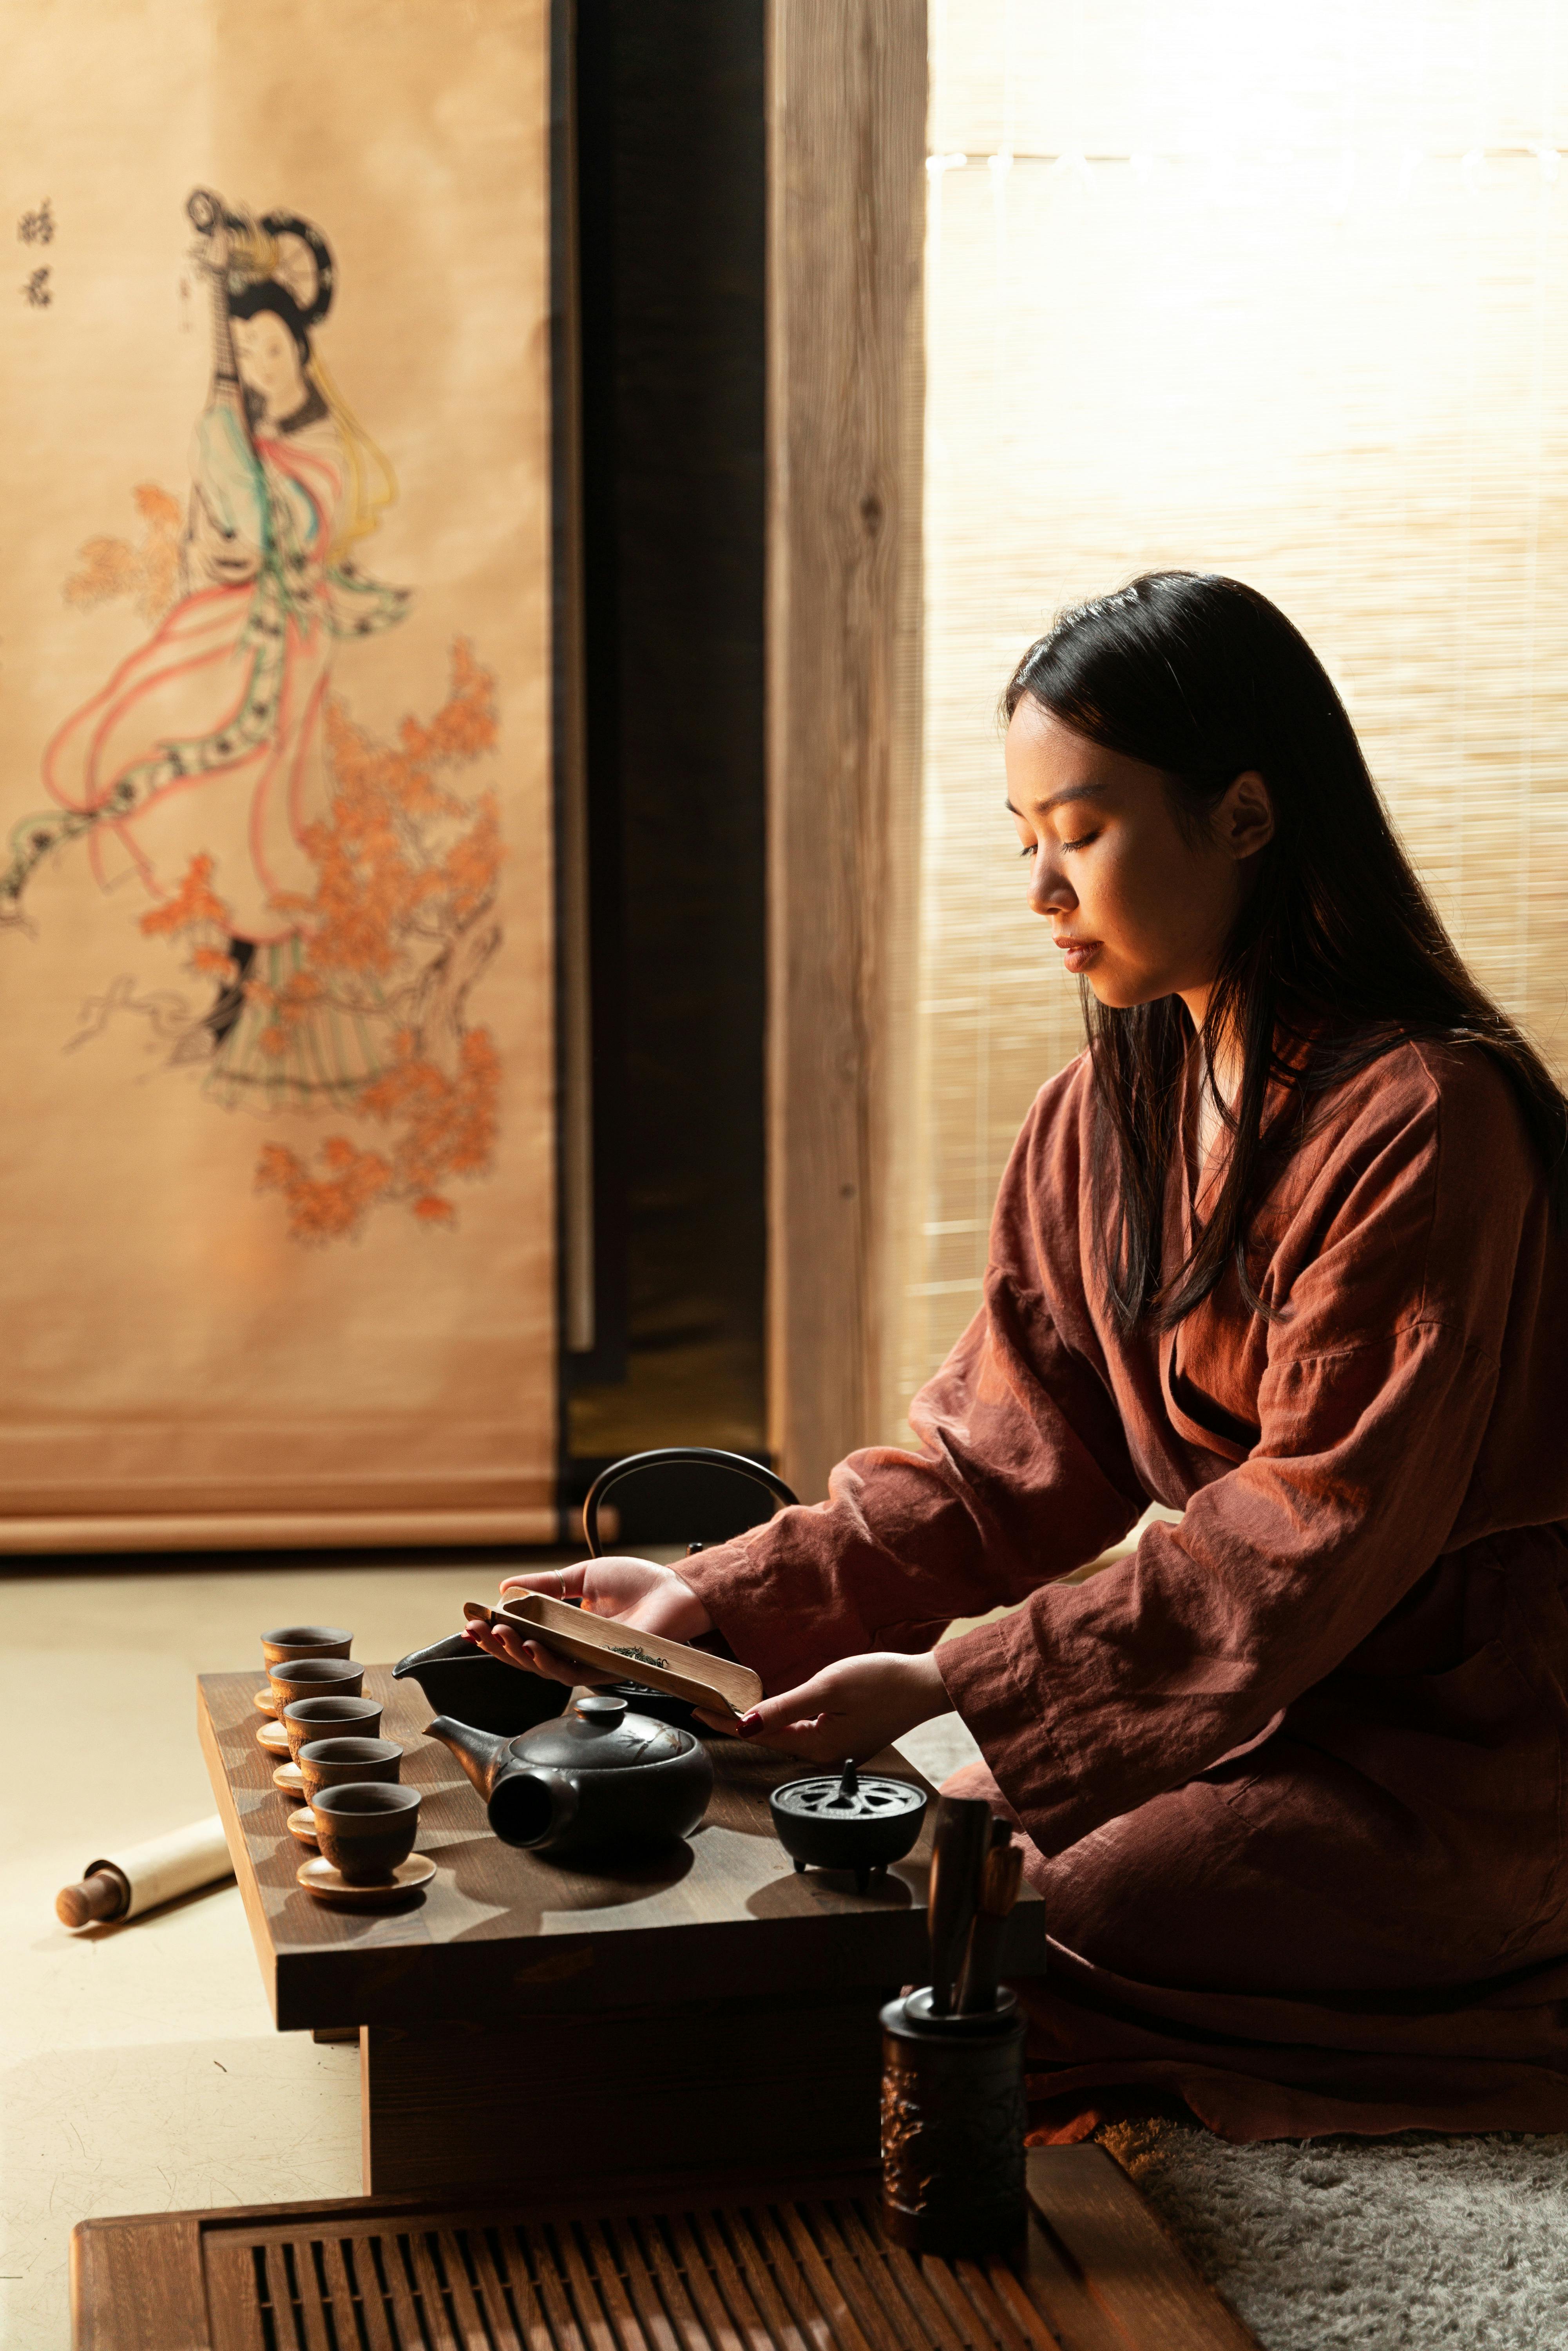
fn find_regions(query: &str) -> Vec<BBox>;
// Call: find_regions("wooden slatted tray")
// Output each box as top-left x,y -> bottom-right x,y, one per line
71,2148 -> 1259,2351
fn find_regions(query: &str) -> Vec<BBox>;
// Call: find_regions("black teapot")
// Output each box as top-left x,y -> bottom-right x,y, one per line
577,1445 -> 800,1729
397,1448 -> 797,1739
576,1445 -> 799,1555
426,1693 -> 714,1858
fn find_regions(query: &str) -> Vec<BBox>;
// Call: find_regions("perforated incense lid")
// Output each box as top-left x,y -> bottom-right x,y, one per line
771,1758 -> 925,1825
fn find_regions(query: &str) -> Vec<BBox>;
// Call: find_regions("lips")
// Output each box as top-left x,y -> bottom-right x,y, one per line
1054,936 -> 1100,974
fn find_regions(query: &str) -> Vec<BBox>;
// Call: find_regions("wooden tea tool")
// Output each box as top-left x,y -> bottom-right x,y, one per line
957,1820 -> 1025,2013
924,1793 -> 994,2014
468,1594 -> 763,1724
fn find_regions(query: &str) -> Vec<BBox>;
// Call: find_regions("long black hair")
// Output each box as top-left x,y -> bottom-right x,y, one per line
1005,571 -> 1568,1330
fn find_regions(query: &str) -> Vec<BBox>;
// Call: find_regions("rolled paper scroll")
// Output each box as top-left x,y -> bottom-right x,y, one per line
56,1814 -> 234,1928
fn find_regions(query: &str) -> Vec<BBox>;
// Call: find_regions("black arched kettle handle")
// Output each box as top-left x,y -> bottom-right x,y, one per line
580,1447 -> 800,1559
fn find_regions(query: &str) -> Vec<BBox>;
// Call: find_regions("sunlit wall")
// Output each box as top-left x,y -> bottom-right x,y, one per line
902,0 -> 1568,1414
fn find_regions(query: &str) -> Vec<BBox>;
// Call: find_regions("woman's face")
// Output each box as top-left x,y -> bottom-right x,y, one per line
233,312 -> 306,422
1005,697 -> 1275,1015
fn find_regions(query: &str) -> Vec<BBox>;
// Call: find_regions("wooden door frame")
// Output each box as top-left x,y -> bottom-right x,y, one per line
765,0 -> 927,1500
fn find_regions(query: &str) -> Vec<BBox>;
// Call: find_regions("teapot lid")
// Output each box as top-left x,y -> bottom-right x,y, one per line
512,1692 -> 691,1771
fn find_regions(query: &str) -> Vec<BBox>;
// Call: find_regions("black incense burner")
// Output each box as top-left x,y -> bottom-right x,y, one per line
770,1759 -> 927,1892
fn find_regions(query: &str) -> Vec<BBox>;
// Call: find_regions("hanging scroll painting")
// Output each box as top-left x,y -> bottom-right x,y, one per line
0,0 -> 555,1547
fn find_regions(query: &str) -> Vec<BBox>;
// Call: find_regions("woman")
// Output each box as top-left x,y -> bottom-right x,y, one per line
4,194 -> 407,1100
475,573 -> 1568,2140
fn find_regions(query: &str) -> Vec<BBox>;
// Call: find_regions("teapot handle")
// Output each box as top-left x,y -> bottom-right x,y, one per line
580,1448 -> 800,1558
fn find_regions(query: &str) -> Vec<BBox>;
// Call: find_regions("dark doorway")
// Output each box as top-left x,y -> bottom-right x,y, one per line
558,0 -> 768,1535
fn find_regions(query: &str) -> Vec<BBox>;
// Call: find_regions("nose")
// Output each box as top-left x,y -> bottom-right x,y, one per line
1027,849 -> 1076,919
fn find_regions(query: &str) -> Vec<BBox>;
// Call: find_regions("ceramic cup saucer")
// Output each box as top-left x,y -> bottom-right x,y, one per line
257,1719 -> 291,1756
296,1853 -> 435,1906
273,1761 -> 307,1796
254,1689 -> 278,1716
287,1805 -> 319,1846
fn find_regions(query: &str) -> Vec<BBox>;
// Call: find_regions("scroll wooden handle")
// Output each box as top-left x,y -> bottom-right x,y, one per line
55,1869 -> 128,1928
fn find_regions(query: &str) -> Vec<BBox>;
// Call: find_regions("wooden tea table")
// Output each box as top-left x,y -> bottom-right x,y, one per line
198,1666 -> 1046,2198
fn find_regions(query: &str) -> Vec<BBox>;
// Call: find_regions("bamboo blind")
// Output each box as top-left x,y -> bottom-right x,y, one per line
902,0 -> 1568,1415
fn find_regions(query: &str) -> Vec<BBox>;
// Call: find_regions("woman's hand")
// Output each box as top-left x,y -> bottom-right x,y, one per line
716,1650 -> 951,1761
463,1556 -> 712,1688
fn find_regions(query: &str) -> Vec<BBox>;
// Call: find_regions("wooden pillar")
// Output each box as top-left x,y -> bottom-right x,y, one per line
766,0 -> 927,1501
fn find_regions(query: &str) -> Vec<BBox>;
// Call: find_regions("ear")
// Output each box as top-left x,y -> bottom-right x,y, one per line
1216,768 -> 1275,861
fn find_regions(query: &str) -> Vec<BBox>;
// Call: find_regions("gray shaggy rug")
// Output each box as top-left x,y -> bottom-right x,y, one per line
1101,2117 -> 1568,2349
895,1719 -> 1568,2349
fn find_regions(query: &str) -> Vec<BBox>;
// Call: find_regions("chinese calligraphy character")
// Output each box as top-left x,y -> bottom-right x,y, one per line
18,200 -> 55,247
22,266 -> 51,308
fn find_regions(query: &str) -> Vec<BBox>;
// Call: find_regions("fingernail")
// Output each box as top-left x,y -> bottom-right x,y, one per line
737,1710 -> 763,1738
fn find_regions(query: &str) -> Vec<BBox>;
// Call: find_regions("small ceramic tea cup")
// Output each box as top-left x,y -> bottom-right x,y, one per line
298,1735 -> 403,1807
312,1783 -> 422,1884
283,1693 -> 383,1767
256,1625 -> 353,1715
268,1655 -> 364,1733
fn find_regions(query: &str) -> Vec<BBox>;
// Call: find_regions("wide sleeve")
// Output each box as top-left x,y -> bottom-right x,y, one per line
326,563 -> 412,639
939,1054 -> 1531,1857
677,1069 -> 1148,1693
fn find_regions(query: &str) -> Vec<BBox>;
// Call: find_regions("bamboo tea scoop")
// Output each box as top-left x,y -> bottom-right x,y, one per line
467,1594 -> 763,1722
925,1793 -> 995,2014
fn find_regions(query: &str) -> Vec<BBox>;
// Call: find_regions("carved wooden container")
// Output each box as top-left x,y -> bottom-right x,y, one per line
880,1987 -> 1028,2259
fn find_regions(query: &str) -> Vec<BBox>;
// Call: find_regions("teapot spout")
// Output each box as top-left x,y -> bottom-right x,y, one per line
487,1763 -> 579,1850
425,1713 -> 510,1797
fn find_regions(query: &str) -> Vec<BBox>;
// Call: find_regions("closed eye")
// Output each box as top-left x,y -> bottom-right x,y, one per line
1018,831 -> 1097,858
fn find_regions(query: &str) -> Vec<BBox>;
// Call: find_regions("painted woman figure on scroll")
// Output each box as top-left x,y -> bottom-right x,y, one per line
1,191 -> 408,1098
472,572 -> 1568,2144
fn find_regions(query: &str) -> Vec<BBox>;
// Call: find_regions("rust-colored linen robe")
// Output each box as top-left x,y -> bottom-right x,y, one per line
681,1040 -> 1568,2140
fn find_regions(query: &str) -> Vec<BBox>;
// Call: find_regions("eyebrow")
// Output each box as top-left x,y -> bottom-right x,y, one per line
1004,783 -> 1108,819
